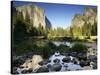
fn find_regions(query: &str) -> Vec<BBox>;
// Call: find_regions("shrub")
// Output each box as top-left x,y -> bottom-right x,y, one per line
48,42 -> 57,49
71,43 -> 87,53
41,45 -> 52,59
57,44 -> 70,53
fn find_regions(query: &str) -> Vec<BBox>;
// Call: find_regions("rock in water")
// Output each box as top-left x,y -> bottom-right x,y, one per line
32,55 -> 43,70
62,57 -> 71,63
53,59 -> 60,64
21,70 -> 28,74
12,67 -> 19,74
79,60 -> 86,67
36,67 -> 49,73
47,64 -> 52,68
51,64 -> 62,71
38,60 -> 48,66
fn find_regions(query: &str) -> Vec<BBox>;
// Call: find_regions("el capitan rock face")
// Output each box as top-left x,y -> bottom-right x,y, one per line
12,4 -> 51,30
16,5 -> 46,29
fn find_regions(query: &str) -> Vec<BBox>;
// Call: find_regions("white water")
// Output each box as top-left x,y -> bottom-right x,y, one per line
47,52 -> 83,71
52,41 -> 73,48
52,41 -> 97,49
16,52 -> 83,73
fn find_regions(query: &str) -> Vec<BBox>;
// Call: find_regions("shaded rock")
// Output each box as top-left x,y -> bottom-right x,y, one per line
77,53 -> 87,60
53,59 -> 60,64
20,59 -> 32,70
62,57 -> 71,63
36,67 -> 49,73
16,67 -> 23,74
62,52 -> 70,56
21,70 -> 28,74
71,58 -> 79,64
70,52 -> 77,57
19,66 -> 24,69
47,60 -> 51,63
12,71 -> 19,74
79,60 -> 86,67
93,63 -> 97,69
38,61 -> 44,66
85,60 -> 90,66
64,64 -> 68,68
38,60 -> 48,66
27,68 -> 33,73
12,59 -> 24,67
47,64 -> 52,68
51,64 -> 62,71
90,62 -> 97,69
12,67 -> 19,74
88,55 -> 97,62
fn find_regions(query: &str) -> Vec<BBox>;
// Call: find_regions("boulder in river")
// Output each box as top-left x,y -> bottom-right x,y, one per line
87,55 -> 97,62
38,60 -> 48,66
62,57 -> 71,63
12,67 -> 19,74
53,58 -> 60,64
79,60 -> 87,67
32,55 -> 43,70
51,64 -> 62,71
21,70 -> 28,74
36,66 -> 49,73
47,64 -> 52,68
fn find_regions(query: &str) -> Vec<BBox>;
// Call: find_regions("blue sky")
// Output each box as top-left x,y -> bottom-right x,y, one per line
12,1 -> 97,29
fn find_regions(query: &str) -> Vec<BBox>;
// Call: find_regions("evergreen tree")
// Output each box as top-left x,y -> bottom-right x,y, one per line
25,11 -> 32,32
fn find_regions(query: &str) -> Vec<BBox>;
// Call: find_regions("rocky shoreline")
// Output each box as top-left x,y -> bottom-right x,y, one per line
12,51 -> 97,74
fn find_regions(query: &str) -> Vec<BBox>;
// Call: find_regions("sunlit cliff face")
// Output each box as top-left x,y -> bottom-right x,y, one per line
16,5 -> 46,29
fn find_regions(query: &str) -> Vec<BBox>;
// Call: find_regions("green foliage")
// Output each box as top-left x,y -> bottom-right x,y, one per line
47,27 -> 70,40
91,22 -> 97,36
48,42 -> 57,50
13,18 -> 27,43
57,44 -> 70,53
71,43 -> 87,53
25,11 -> 30,23
42,45 -> 52,59
48,27 -> 66,37
29,27 -> 38,36
69,27 -> 73,37
38,23 -> 46,36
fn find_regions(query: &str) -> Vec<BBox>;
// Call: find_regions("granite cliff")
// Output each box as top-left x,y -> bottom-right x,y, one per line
70,7 -> 97,36
12,4 -> 51,31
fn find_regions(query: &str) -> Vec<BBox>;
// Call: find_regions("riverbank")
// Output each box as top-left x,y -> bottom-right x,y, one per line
12,51 -> 97,74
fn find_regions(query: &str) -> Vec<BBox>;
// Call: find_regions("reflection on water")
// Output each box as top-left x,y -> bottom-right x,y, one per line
52,41 -> 97,49
52,41 -> 73,48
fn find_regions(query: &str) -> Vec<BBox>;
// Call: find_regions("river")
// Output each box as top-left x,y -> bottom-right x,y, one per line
52,41 -> 97,49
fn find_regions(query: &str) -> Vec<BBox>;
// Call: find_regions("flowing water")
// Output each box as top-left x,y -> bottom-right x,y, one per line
14,40 -> 97,73
52,41 -> 97,49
